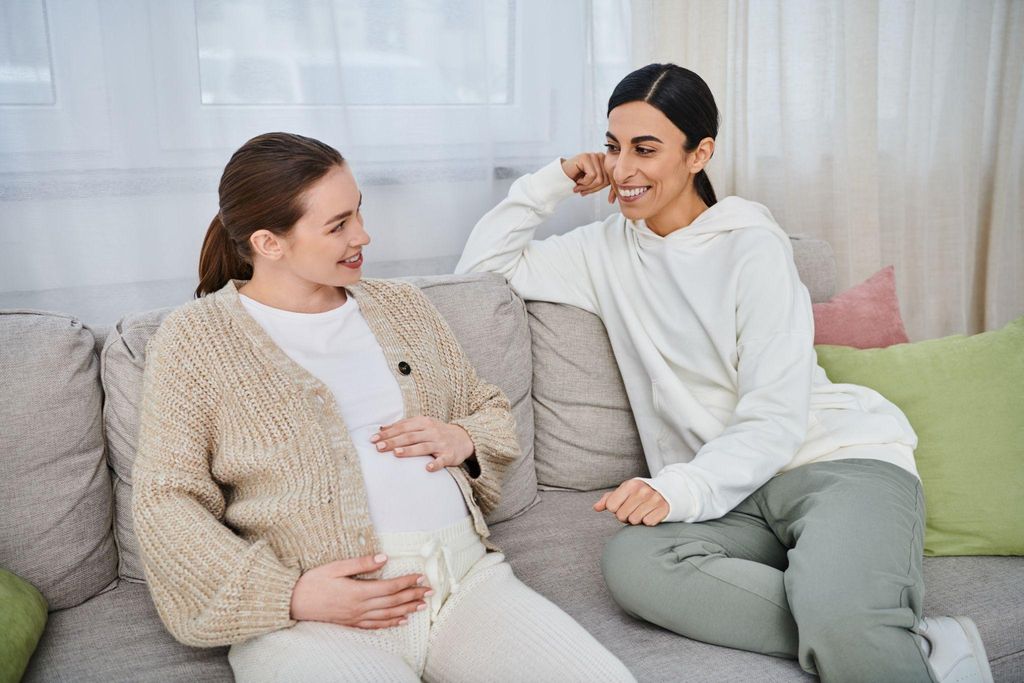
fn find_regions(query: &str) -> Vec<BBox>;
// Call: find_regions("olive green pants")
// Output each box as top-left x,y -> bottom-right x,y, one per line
601,459 -> 937,683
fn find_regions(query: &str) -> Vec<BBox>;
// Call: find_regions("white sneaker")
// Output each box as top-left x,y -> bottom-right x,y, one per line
916,616 -> 994,683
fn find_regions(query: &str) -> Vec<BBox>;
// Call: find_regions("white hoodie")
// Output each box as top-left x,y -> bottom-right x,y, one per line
456,159 -> 918,523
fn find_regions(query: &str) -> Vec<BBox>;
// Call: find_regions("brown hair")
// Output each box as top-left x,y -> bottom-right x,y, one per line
196,132 -> 345,297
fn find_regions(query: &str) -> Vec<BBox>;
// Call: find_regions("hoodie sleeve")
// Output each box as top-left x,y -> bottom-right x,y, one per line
641,231 -> 816,523
454,158 -> 599,314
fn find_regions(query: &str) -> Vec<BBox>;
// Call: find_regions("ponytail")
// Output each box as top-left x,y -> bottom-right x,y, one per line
198,133 -> 346,298
195,214 -> 252,298
694,169 -> 717,207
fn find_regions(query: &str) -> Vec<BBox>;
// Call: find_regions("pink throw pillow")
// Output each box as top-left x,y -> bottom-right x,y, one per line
812,266 -> 909,348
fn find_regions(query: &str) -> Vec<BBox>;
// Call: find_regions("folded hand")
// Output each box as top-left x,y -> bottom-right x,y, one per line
594,479 -> 669,526
561,152 -> 616,203
291,554 -> 432,629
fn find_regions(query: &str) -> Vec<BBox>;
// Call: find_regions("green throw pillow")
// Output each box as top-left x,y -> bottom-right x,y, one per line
814,316 -> 1024,556
0,568 -> 47,683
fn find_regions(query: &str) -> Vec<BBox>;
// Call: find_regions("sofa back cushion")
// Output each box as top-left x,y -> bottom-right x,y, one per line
101,308 -> 170,581
0,311 -> 118,608
530,236 -> 837,490
400,273 -> 538,522
791,235 -> 838,304
529,302 -> 650,489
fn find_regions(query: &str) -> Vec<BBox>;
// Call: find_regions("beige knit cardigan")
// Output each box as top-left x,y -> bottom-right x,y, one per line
132,278 -> 519,648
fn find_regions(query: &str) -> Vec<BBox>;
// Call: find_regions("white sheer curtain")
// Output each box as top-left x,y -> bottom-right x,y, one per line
0,0 -> 631,324
632,0 -> 1023,340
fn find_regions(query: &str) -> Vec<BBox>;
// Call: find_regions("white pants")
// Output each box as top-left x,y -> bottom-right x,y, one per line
229,516 -> 634,683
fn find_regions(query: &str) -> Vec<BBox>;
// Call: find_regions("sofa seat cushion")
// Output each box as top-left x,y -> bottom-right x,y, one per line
23,581 -> 231,683
489,489 -> 1024,682
489,490 -> 813,681
0,310 -> 118,610
920,555 -> 1024,678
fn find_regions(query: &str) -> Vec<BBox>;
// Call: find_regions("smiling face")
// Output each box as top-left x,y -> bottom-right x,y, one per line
265,164 -> 370,290
604,101 -> 710,234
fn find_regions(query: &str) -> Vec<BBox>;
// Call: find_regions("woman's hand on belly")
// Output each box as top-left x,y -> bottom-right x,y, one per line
371,416 -> 475,472
290,554 -> 432,629
594,479 -> 670,526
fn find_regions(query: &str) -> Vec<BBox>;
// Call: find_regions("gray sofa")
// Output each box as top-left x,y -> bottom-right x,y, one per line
2,237 -> 1021,682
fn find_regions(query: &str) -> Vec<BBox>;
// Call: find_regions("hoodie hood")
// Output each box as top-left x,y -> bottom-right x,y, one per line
631,196 -> 788,246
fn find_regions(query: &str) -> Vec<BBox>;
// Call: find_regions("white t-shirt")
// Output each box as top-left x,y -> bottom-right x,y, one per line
239,292 -> 469,533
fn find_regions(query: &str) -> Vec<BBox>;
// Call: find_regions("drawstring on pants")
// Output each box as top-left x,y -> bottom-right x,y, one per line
389,536 -> 463,620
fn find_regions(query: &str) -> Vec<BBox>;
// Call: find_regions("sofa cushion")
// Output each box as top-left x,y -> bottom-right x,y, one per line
0,310 -> 118,610
101,308 -> 170,581
400,273 -> 538,522
490,491 -> 814,681
921,555 -> 1024,680
102,275 -> 538,580
0,567 -> 48,683
790,236 -> 837,304
528,302 -> 649,490
812,265 -> 910,348
529,236 -> 837,492
23,581 -> 232,683
815,316 -> 1024,556
112,474 -> 145,583
489,489 -> 1024,682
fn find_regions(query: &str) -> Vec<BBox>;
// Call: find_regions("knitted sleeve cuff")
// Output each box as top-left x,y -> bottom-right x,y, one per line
152,541 -> 302,648
451,414 -> 517,516
234,550 -> 303,634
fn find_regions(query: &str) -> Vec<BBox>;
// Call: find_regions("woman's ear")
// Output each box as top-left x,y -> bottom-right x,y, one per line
249,229 -> 285,261
691,137 -> 716,173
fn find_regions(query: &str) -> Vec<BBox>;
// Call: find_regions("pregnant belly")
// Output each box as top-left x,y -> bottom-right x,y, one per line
355,439 -> 471,534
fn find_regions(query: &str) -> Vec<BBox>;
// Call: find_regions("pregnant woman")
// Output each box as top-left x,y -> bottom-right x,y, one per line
132,132 -> 634,682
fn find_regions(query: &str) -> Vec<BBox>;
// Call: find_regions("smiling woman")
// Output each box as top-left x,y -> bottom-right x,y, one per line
456,64 -> 994,683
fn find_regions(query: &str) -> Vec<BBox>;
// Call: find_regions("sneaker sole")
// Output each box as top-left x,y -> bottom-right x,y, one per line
954,616 -> 994,683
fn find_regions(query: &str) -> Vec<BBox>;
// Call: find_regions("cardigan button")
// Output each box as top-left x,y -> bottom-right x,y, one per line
358,534 -> 367,546
398,361 -> 411,376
